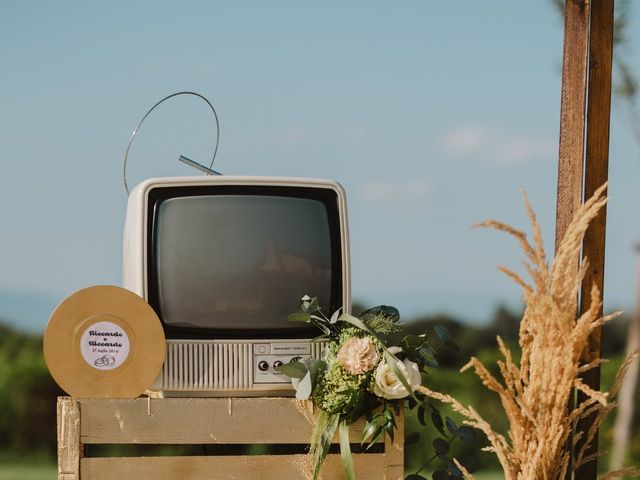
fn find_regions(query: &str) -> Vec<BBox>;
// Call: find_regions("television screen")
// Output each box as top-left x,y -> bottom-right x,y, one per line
146,186 -> 342,337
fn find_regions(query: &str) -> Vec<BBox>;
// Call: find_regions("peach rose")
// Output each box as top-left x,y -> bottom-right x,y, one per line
336,337 -> 380,375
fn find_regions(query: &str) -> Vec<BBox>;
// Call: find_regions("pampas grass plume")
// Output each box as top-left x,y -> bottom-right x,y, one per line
416,184 -> 640,479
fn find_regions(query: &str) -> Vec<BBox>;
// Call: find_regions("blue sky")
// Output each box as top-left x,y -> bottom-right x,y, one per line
1,2 -> 639,331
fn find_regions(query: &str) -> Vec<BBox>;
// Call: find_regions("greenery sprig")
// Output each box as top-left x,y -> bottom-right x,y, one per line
276,296 -> 477,480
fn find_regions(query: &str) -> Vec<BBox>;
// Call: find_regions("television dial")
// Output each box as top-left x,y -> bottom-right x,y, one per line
258,361 -> 269,372
273,360 -> 283,369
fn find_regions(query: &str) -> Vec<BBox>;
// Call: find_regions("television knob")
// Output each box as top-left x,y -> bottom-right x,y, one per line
273,360 -> 283,369
258,361 -> 269,371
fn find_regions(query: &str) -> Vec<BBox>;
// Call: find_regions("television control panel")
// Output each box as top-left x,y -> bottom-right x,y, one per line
252,342 -> 312,384
147,339 -> 327,396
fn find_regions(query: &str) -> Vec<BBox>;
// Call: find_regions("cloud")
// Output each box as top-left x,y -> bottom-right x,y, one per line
441,124 -> 554,165
442,125 -> 493,155
358,179 -> 433,212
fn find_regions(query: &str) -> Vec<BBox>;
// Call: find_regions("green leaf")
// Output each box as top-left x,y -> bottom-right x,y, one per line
462,455 -> 479,473
433,325 -> 451,342
329,308 -> 342,324
431,412 -> 446,437
405,432 -> 420,445
294,371 -> 312,400
338,312 -> 374,334
314,413 -> 340,479
275,361 -> 307,379
447,460 -> 462,478
417,405 -> 426,426
361,418 -> 379,446
444,340 -> 460,352
306,358 -> 326,386
360,305 -> 400,323
339,420 -> 356,480
432,438 -> 449,454
302,296 -> 321,313
432,470 -> 449,480
288,312 -> 311,322
405,475 -> 428,480
445,416 -> 458,435
457,426 -> 475,443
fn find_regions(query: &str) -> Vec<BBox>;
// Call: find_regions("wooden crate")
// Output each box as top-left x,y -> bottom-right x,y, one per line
57,396 -> 404,480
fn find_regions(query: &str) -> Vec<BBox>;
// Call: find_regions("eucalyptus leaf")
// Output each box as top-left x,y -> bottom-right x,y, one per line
306,358 -> 326,386
294,371 -> 312,400
405,432 -> 420,445
275,361 -> 307,379
431,412 -> 446,436
288,312 -> 311,323
424,357 -> 440,368
433,325 -> 451,342
432,470 -> 449,480
462,455 -> 479,473
443,340 -> 460,352
457,426 -> 475,443
338,312 -> 374,334
445,416 -> 458,435
417,405 -> 426,426
432,438 -> 449,454
447,459 -> 462,478
329,308 -> 342,324
302,296 -> 320,313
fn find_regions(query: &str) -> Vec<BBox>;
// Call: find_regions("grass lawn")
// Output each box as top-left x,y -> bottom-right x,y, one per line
0,462 -> 56,480
0,461 -> 504,480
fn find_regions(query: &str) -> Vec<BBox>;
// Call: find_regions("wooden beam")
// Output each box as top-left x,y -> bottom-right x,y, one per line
556,1 -> 615,478
555,3 -> 590,475
555,0 -> 590,254
576,0 -> 615,477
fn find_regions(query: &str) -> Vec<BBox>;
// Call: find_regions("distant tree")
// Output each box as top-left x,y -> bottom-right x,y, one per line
0,322 -> 63,457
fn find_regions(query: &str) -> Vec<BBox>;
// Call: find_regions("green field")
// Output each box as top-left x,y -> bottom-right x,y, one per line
0,463 -> 56,480
0,462 -> 504,480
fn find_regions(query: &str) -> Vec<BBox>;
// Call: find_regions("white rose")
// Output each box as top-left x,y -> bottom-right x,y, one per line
337,336 -> 380,375
373,353 -> 421,400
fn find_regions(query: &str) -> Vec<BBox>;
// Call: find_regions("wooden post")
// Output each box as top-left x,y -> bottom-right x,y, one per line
555,0 -> 614,478
57,397 -> 82,480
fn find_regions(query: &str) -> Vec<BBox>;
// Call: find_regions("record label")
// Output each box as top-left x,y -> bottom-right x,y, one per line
79,317 -> 130,370
44,285 -> 166,398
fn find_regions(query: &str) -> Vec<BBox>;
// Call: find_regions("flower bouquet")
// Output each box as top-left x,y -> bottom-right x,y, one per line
276,295 -> 445,480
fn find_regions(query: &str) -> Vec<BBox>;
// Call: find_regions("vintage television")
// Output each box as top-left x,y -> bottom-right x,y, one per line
122,176 -> 350,396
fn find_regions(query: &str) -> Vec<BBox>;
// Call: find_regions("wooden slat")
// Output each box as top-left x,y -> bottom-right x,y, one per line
57,397 -> 82,480
576,0 -> 615,478
78,397 -> 368,444
80,454 -> 388,480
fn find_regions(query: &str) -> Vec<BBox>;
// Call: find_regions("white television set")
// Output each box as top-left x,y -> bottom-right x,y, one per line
122,176 -> 350,396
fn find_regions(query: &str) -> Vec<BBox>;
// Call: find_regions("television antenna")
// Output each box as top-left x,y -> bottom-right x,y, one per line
123,91 -> 221,194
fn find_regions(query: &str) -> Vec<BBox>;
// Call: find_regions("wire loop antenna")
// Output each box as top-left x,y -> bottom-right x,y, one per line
123,91 -> 221,194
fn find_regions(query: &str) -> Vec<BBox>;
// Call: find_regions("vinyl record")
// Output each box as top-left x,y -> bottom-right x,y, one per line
44,285 -> 165,398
